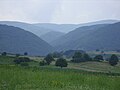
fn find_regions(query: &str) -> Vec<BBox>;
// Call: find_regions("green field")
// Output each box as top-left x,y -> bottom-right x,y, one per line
0,65 -> 120,90
0,55 -> 120,90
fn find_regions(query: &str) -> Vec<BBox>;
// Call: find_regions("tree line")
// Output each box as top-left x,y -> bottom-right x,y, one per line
71,52 -> 119,66
39,52 -> 119,68
0,51 -> 119,68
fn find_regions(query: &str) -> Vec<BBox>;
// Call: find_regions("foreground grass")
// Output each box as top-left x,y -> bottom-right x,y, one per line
0,65 -> 120,90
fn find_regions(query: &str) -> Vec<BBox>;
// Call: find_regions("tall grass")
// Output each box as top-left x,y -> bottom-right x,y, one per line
0,65 -> 120,90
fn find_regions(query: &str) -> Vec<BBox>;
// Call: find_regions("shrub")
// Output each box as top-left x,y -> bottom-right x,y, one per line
24,52 -> 28,56
1,52 -> 7,56
55,58 -> 68,68
72,52 -> 83,63
44,54 -> 54,65
94,55 -> 104,61
14,57 -> 31,64
83,53 -> 92,61
109,54 -> 119,66
71,52 -> 92,63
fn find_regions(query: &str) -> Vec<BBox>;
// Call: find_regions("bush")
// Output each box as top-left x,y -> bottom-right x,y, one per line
109,54 -> 119,66
94,55 -> 104,61
72,52 -> 83,63
55,58 -> 68,68
24,52 -> 28,56
44,54 -> 54,65
83,53 -> 92,61
51,52 -> 63,58
14,57 -> 31,64
1,52 -> 7,56
71,52 -> 92,63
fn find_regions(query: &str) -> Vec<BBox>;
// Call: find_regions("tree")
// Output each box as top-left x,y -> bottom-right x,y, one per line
109,54 -> 119,66
1,52 -> 7,56
24,52 -> 28,56
72,52 -> 83,63
55,58 -> 68,68
83,53 -> 92,61
14,57 -> 31,64
73,52 -> 82,58
44,54 -> 54,65
94,55 -> 103,61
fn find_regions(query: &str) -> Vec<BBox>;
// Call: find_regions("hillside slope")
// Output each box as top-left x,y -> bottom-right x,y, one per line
41,31 -> 65,43
0,21 -> 52,36
52,22 -> 120,51
0,24 -> 53,55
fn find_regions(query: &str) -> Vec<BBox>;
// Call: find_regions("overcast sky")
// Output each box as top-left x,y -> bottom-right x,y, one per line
0,0 -> 120,24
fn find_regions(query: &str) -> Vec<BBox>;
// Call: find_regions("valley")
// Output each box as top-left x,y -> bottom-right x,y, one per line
0,20 -> 120,90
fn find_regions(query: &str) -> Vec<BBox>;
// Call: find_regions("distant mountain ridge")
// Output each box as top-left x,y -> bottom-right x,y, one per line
0,21 -> 66,43
34,20 -> 119,33
34,23 -> 78,33
0,20 -> 119,42
0,21 -> 53,37
0,24 -> 53,55
0,20 -> 120,52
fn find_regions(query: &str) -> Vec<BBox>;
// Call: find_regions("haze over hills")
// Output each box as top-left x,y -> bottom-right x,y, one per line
0,21 -> 66,43
51,22 -> 120,51
41,31 -> 65,43
0,24 -> 53,55
34,20 -> 119,33
34,23 -> 78,33
0,20 -> 119,40
0,21 -> 53,37
0,19 -> 120,53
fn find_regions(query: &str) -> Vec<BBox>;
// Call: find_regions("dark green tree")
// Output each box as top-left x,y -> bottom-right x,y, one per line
24,52 -> 28,56
83,53 -> 91,61
55,58 -> 68,68
14,57 -> 31,64
73,52 -> 82,58
51,52 -> 63,58
1,52 -> 7,56
109,54 -> 119,66
94,55 -> 103,61
44,54 -> 54,65
72,52 -> 83,63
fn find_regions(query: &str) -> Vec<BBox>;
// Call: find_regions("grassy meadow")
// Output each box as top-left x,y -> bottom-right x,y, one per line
0,52 -> 120,90
0,65 -> 120,90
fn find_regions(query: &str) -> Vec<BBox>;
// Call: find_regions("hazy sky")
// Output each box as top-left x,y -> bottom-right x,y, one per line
0,0 -> 120,24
